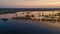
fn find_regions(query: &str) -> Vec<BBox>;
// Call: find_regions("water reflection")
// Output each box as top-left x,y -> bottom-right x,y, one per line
0,20 -> 60,34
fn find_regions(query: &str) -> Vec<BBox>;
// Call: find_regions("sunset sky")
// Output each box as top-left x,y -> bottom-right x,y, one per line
0,0 -> 60,8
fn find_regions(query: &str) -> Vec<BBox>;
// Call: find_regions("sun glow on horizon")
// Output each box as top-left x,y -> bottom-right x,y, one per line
0,0 -> 60,8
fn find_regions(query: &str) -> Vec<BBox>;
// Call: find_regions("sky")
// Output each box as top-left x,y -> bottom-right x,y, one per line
0,0 -> 60,8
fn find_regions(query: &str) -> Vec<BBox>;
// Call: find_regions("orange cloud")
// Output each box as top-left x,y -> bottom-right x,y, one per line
0,0 -> 60,8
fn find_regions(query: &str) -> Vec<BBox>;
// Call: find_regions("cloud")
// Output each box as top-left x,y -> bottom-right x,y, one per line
0,0 -> 60,8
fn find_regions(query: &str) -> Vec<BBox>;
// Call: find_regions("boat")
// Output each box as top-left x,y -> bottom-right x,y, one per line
0,18 -> 8,22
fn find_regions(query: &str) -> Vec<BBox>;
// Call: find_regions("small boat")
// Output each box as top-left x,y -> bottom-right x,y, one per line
0,18 -> 8,22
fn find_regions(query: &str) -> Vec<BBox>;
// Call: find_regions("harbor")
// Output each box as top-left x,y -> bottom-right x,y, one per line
0,11 -> 60,21
11,11 -> 60,21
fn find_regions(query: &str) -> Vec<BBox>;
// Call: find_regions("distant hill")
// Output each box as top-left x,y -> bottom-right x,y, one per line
0,8 -> 60,14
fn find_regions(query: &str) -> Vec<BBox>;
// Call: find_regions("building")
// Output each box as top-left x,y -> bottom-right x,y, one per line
29,11 -> 60,20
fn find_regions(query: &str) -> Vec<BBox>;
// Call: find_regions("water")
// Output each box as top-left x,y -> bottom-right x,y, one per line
0,20 -> 60,34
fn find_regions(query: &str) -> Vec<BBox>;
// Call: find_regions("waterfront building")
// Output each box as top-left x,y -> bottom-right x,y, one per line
29,11 -> 60,20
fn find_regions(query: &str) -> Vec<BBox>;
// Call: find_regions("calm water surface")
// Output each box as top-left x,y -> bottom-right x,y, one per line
0,20 -> 60,34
